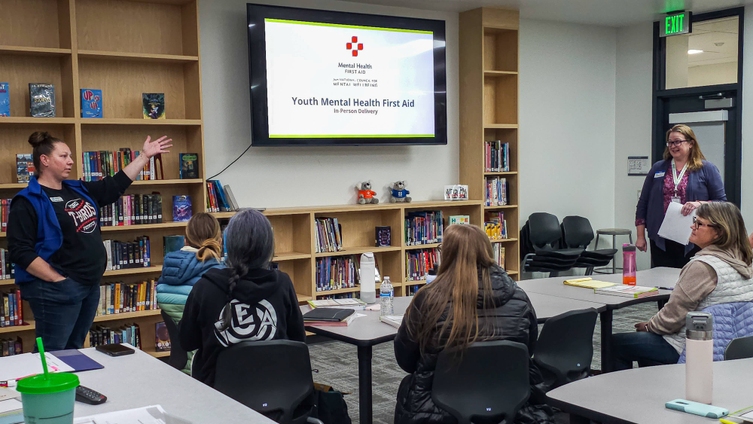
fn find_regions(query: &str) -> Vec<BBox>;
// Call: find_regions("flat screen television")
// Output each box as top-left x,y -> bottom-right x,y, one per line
246,3 -> 447,146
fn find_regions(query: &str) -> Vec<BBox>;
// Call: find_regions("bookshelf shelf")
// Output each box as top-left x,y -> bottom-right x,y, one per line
79,119 -> 203,126
104,265 -> 163,277
0,279 -> 15,287
483,124 -> 518,129
148,350 -> 171,358
101,222 -> 188,232
404,243 -> 441,251
296,294 -> 314,303
0,183 -> 27,190
0,118 -> 76,125
315,286 -> 361,296
0,45 -> 72,57
130,179 -> 204,186
93,309 -> 162,323
274,252 -> 311,261
314,246 -> 401,258
483,171 -> 518,176
211,212 -> 236,219
483,70 -> 518,77
485,204 -> 518,210
78,50 -> 199,64
0,322 -> 35,334
490,238 -> 518,243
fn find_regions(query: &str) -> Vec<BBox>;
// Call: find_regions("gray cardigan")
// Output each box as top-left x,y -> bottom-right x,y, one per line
635,159 -> 726,253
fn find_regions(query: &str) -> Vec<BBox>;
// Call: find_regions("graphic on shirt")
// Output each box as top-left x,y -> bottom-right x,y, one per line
214,299 -> 278,346
64,198 -> 98,233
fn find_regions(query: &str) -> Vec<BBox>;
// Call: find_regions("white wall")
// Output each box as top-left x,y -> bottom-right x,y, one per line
199,0 -> 459,208
688,62 -> 738,86
614,22 -> 654,270
518,19 -> 617,238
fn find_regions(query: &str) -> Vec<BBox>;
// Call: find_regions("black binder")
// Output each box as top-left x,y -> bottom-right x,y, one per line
303,308 -> 355,322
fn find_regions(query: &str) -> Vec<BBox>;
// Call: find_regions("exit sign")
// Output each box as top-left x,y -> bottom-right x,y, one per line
660,11 -> 692,37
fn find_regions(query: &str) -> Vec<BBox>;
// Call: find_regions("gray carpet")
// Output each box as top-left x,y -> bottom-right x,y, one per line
308,302 -> 660,424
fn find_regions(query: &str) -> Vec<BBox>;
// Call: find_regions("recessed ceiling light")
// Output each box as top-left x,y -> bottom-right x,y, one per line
688,49 -> 704,54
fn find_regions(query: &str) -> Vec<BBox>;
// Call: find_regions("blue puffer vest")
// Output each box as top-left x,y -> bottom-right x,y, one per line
156,249 -> 221,308
678,302 -> 753,363
12,177 -> 98,284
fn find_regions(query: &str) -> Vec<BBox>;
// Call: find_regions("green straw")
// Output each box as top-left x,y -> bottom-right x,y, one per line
36,337 -> 49,379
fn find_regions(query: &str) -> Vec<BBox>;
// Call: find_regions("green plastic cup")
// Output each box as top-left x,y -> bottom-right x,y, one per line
16,372 -> 79,424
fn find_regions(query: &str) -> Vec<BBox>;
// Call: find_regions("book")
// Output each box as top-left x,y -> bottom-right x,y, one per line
0,82 -> 9,116
15,154 -> 34,183
142,93 -> 165,119
375,226 -> 391,247
155,321 -> 171,352
594,284 -> 659,298
172,195 -> 192,222
563,277 -> 617,289
307,298 -> 366,309
179,153 -> 199,179
379,314 -> 403,329
303,308 -> 354,322
80,88 -> 103,118
304,312 -> 360,327
449,215 -> 470,225
223,184 -> 240,210
29,83 -> 55,117
163,235 -> 185,256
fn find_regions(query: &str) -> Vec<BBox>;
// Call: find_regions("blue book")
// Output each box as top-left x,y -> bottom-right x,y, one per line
0,82 -> 9,117
81,88 -> 102,118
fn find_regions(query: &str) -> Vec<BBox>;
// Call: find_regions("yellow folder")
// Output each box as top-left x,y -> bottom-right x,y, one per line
563,277 -> 617,289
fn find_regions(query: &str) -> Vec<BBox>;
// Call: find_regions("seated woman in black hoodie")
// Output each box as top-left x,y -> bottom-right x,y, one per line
179,209 -> 305,387
394,224 -> 555,424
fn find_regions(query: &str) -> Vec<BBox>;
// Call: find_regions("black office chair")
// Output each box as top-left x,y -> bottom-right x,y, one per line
533,308 -> 598,392
561,216 -> 617,275
521,213 -> 582,277
160,310 -> 188,371
432,340 -> 530,424
725,335 -> 753,360
214,340 -> 323,424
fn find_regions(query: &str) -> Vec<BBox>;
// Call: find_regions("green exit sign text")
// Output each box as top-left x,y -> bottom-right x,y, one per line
660,11 -> 691,37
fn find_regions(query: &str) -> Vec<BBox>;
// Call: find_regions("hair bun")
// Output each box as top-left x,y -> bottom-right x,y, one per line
28,131 -> 51,148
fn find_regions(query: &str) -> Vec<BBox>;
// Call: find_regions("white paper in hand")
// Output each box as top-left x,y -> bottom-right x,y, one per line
657,202 -> 696,245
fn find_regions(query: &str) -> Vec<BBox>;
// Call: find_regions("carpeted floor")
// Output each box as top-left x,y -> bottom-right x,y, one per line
308,302 -> 660,424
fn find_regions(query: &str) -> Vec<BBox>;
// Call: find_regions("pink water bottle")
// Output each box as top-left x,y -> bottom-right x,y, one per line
622,244 -> 636,285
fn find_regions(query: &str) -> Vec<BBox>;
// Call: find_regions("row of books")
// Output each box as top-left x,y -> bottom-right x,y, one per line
81,150 -> 157,181
0,83 -> 56,117
88,323 -> 142,349
315,256 -> 358,292
95,280 -> 159,316
485,140 -> 511,172
485,211 -> 509,240
99,194 -> 164,227
315,217 -> 343,253
494,245 -> 506,269
206,180 -> 239,212
0,249 -> 15,280
485,177 -> 509,206
406,248 -> 440,282
0,337 -> 22,357
16,154 -> 35,183
0,290 -> 23,327
103,237 -> 152,271
405,211 -> 444,245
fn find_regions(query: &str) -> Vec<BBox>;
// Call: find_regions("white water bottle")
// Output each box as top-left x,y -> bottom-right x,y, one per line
685,312 -> 714,404
380,276 -> 394,316
360,252 -> 376,304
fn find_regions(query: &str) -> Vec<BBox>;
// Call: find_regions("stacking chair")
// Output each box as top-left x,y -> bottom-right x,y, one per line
561,216 -> 617,275
160,310 -> 188,371
725,335 -> 753,360
521,212 -> 582,277
432,340 -> 530,424
214,340 -> 323,424
533,308 -> 598,392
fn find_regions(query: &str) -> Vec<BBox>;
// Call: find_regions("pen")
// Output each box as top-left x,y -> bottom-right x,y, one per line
656,286 -> 674,291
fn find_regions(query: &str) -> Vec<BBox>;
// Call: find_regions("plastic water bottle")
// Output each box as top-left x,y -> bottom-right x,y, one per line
622,244 -> 637,285
380,276 -> 394,316
360,252 -> 376,304
686,312 -> 714,404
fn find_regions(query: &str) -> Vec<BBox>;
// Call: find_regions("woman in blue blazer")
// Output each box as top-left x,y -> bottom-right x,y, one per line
635,124 -> 726,268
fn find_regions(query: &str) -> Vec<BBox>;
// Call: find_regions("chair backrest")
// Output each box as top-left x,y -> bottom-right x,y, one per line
214,340 -> 314,424
432,340 -> 530,424
160,310 -> 188,371
725,335 -> 753,360
533,308 -> 598,391
561,216 -> 595,249
528,213 -> 563,250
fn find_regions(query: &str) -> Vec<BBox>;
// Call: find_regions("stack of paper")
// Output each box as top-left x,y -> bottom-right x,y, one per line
0,388 -> 22,424
379,315 -> 403,329
594,285 -> 659,299
563,277 -> 616,289
74,405 -> 192,424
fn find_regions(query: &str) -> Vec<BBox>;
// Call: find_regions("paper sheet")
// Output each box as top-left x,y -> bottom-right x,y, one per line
657,202 -> 696,245
74,405 -> 192,424
0,353 -> 74,382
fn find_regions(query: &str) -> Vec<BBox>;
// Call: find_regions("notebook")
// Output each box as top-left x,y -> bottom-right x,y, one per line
563,277 -> 616,289
303,308 -> 355,322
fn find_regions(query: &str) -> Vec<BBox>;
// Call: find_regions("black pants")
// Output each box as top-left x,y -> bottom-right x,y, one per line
650,238 -> 699,269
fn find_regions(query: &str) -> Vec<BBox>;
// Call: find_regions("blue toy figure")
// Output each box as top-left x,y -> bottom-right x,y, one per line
390,181 -> 411,203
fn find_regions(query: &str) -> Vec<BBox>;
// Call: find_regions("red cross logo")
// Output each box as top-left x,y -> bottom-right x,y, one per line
346,36 -> 364,57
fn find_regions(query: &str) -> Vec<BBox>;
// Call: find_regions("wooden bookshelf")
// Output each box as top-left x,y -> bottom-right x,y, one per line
0,0 -> 203,354
459,8 -> 521,278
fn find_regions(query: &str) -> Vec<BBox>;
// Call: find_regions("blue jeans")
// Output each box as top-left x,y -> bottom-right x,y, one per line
20,278 -> 100,351
611,331 -> 680,371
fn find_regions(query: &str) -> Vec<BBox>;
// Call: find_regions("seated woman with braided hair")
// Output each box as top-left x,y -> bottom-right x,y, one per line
179,208 -> 305,387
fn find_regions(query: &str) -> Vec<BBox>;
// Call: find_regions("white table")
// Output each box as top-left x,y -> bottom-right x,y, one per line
73,347 -> 274,423
548,357 -> 753,424
517,267 -> 680,371
303,292 -> 606,424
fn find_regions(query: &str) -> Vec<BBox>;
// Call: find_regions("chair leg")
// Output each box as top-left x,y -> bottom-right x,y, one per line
548,271 -> 560,278
585,267 -> 594,276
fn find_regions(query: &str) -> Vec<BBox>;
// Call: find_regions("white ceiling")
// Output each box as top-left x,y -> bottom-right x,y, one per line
340,0 -> 753,27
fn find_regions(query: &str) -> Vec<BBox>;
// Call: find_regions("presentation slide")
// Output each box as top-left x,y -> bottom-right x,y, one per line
264,18 -> 435,139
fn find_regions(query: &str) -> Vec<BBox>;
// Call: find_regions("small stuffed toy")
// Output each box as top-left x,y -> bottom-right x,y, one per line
356,181 -> 379,204
390,181 -> 411,203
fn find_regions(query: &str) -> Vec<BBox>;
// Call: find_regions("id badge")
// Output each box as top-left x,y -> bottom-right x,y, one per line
671,196 -> 681,203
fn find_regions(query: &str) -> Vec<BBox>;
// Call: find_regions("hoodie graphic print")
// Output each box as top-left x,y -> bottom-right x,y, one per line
214,298 -> 278,346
